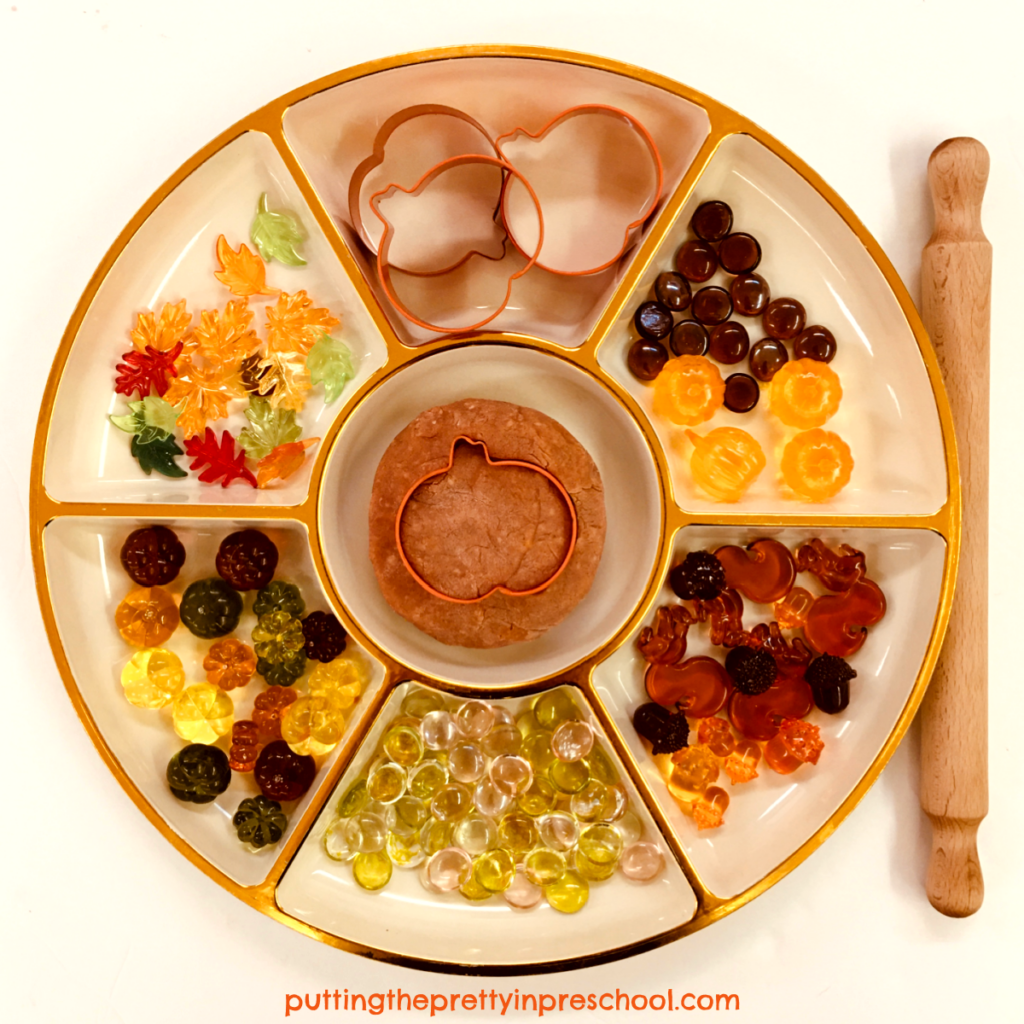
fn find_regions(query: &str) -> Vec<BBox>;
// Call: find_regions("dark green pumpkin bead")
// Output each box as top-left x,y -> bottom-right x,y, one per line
257,652 -> 306,687
233,795 -> 287,848
180,578 -> 243,639
254,580 -> 305,619
167,744 -> 231,803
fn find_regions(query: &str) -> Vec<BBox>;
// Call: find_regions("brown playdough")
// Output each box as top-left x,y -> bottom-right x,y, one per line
369,399 -> 606,648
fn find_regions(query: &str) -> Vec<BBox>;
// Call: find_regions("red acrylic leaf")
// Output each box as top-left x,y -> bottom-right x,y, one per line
114,341 -> 183,398
183,428 -> 258,488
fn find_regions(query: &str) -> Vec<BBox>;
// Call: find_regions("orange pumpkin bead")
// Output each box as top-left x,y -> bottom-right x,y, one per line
203,637 -> 258,690
652,355 -> 724,426
780,429 -> 854,502
768,358 -> 843,428
685,427 -> 765,502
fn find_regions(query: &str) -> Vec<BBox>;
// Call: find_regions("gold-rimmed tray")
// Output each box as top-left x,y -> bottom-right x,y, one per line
30,45 -> 958,974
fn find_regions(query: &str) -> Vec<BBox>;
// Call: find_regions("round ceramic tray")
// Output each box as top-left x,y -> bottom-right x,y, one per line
30,46 -> 958,973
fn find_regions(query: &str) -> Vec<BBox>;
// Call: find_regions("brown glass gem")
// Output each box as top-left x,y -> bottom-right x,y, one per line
654,271 -> 692,312
708,322 -> 750,364
634,300 -> 674,341
628,339 -> 668,381
691,200 -> 733,242
731,273 -> 771,317
762,297 -> 807,341
691,286 -> 733,326
748,338 -> 789,382
718,233 -> 762,275
794,325 -> 837,362
671,320 -> 709,357
675,240 -> 718,283
724,373 -> 761,413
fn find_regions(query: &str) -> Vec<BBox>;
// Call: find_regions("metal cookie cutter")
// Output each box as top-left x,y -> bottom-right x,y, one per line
394,435 -> 579,604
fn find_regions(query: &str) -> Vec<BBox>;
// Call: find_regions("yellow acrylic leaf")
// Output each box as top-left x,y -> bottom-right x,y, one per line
130,299 -> 192,353
264,290 -> 340,357
186,299 -> 258,368
256,437 -> 320,488
257,351 -> 312,412
165,356 -> 245,438
213,235 -> 279,298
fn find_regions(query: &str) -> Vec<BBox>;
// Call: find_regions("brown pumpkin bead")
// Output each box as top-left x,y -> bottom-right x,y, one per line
120,525 -> 186,587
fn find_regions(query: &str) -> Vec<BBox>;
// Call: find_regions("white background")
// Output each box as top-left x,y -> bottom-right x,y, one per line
2,0 -> 1022,1020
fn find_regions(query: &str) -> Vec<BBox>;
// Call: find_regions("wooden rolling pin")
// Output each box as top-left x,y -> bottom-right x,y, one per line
919,137 -> 991,917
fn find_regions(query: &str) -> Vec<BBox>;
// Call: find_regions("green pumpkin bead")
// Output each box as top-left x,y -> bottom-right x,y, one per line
257,652 -> 306,687
180,578 -> 243,639
167,743 -> 231,803
253,580 -> 305,619
233,795 -> 287,848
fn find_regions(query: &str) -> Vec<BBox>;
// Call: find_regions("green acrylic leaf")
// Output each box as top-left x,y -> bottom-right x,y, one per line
131,432 -> 187,478
237,396 -> 302,460
141,395 -> 180,435
251,193 -> 307,267
307,333 -> 355,404
110,401 -> 146,434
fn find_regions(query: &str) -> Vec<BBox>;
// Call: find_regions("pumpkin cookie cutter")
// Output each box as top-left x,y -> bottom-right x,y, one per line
348,104 -> 508,275
394,435 -> 579,604
494,103 -> 664,276
370,154 -> 545,334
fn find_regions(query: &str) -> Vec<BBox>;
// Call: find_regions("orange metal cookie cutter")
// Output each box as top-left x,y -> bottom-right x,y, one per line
370,154 -> 545,334
348,103 -> 507,275
394,435 -> 579,605
494,103 -> 664,276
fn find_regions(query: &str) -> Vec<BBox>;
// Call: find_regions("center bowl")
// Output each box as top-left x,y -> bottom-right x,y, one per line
318,343 -> 663,686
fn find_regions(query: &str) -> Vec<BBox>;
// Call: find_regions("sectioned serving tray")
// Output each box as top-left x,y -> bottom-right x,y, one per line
30,46 -> 958,973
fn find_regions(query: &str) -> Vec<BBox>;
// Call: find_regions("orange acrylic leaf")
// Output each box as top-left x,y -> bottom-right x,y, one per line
213,235 -> 279,298
257,351 -> 312,412
165,356 -> 245,438
130,299 -> 192,353
264,290 -> 340,357
256,437 -> 320,488
186,299 -> 259,368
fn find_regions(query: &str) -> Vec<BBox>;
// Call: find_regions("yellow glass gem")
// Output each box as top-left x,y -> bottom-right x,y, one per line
584,745 -> 620,785
517,777 -> 556,817
323,819 -> 354,862
115,586 -> 179,647
516,708 -> 543,737
337,779 -> 368,818
474,848 -> 515,892
521,730 -> 556,773
453,814 -> 498,855
549,758 -> 590,794
578,823 -> 623,866
421,819 -> 454,856
524,847 -> 566,886
171,683 -> 233,743
459,872 -> 494,901
120,647 -> 184,709
408,761 -> 447,800
308,656 -> 366,706
574,848 -> 617,881
430,783 -> 471,822
386,831 -> 424,869
281,693 -> 347,757
367,762 -> 407,804
387,795 -> 430,837
545,869 -> 589,913
533,690 -> 579,729
352,850 -> 392,890
401,687 -> 446,719
497,811 -> 538,859
382,724 -> 424,767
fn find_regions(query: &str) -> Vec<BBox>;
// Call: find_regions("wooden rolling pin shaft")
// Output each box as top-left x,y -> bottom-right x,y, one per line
920,137 -> 991,917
